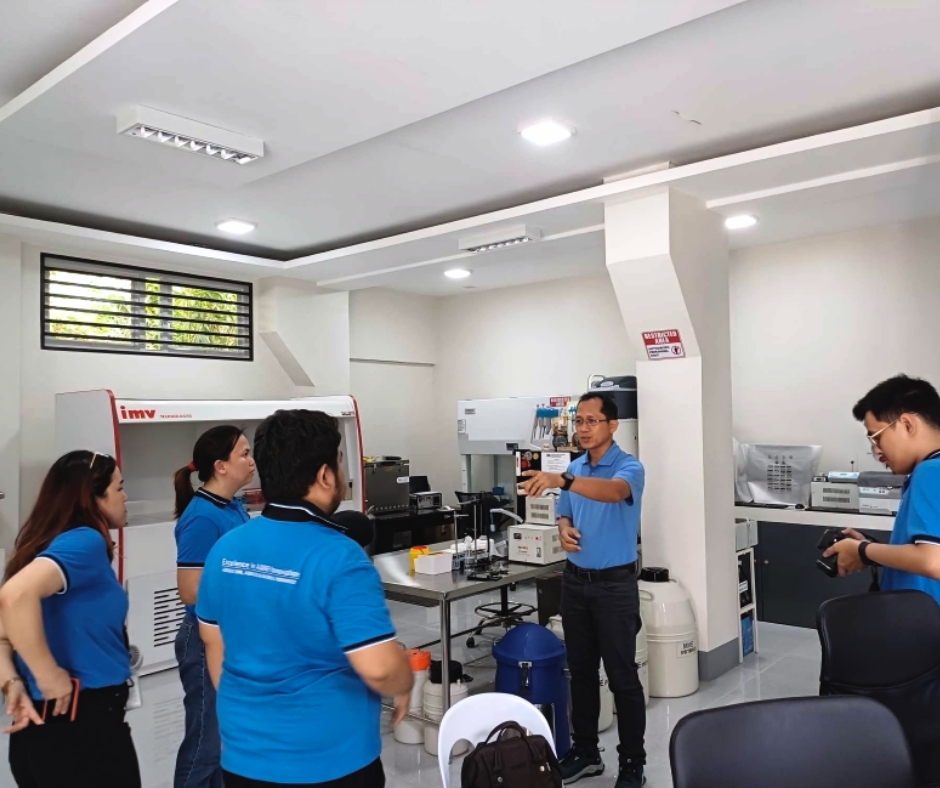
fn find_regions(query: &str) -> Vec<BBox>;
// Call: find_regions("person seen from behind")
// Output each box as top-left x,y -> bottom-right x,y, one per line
195,409 -> 413,788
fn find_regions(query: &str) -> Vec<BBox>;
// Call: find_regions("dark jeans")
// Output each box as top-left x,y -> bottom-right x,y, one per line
175,615 -> 223,788
9,684 -> 141,788
561,562 -> 646,765
223,758 -> 385,788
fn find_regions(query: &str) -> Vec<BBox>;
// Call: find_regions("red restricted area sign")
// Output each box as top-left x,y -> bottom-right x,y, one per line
642,329 -> 685,360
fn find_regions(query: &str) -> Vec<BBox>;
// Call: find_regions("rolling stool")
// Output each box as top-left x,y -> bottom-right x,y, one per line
454,492 -> 534,647
466,595 -> 536,648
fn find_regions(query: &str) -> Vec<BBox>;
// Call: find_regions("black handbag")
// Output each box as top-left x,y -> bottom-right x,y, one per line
461,721 -> 563,788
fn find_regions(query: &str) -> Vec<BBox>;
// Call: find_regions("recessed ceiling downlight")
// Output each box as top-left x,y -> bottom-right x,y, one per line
216,219 -> 256,235
445,268 -> 472,280
520,119 -> 574,146
725,214 -> 758,230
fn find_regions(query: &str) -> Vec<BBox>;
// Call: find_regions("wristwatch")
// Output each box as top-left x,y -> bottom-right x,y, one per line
858,540 -> 880,568
561,472 -> 575,491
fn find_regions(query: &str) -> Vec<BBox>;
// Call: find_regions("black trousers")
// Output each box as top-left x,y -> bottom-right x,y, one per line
8,684 -> 141,788
223,758 -> 385,788
561,562 -> 646,765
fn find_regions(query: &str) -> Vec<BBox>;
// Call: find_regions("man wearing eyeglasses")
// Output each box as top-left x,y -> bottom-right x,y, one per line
825,375 -> 940,603
521,392 -> 646,788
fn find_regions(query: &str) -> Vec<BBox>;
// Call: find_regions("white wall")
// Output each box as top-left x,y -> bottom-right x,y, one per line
0,237 -> 22,551
730,216 -> 940,474
17,245 -> 296,526
350,288 -> 436,365
259,278 -> 350,395
432,273 -> 635,499
348,288 -> 439,483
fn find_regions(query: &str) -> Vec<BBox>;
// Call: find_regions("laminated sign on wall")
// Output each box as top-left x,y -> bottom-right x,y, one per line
642,330 -> 685,360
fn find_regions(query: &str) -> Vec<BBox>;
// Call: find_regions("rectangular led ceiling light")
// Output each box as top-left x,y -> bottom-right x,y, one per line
116,106 -> 264,165
458,224 -> 543,253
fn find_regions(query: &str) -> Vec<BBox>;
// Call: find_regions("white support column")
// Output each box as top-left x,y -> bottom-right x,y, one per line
0,235 -> 22,551
605,189 -> 739,680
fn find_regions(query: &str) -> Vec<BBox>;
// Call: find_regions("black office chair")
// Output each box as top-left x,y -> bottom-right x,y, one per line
818,590 -> 940,785
454,491 -> 534,648
670,696 -> 915,788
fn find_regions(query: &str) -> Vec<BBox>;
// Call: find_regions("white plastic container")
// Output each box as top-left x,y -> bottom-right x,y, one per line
598,664 -> 614,732
639,570 -> 699,698
423,680 -> 470,756
394,649 -> 431,745
414,552 -> 452,575
636,617 -> 650,707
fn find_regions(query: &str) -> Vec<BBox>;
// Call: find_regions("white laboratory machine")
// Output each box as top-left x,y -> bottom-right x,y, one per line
810,472 -> 861,511
457,381 -> 639,495
56,389 -> 365,675
458,380 -> 640,566
457,396 -> 559,493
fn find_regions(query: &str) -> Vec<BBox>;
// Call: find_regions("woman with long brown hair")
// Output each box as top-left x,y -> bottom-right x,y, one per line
0,450 -> 140,787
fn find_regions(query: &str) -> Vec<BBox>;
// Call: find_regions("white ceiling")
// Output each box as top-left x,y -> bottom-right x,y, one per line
0,0 -> 147,105
4,0 -> 940,297
6,0 -> 940,260
0,0 -> 743,253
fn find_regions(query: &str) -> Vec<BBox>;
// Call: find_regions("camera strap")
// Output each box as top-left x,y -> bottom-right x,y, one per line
862,531 -> 883,592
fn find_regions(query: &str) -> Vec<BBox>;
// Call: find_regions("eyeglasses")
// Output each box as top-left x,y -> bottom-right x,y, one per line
574,417 -> 609,428
867,419 -> 898,455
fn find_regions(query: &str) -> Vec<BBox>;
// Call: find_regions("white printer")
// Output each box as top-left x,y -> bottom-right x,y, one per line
810,472 -> 860,511
810,471 -> 906,514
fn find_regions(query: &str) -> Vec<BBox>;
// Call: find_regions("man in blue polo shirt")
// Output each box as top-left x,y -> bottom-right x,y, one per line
522,392 -> 646,788
196,409 -> 413,788
826,375 -> 940,602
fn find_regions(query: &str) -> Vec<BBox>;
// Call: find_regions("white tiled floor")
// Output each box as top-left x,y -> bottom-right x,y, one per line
0,583 -> 821,787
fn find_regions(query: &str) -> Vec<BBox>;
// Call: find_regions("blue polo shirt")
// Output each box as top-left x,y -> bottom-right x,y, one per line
556,442 -> 645,570
17,526 -> 130,698
196,500 -> 396,784
882,451 -> 940,604
175,488 -> 249,617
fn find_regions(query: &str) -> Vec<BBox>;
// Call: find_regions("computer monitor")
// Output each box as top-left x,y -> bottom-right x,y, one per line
409,475 -> 431,494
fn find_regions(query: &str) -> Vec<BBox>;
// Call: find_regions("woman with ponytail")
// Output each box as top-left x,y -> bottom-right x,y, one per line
0,451 -> 140,786
173,426 -> 254,788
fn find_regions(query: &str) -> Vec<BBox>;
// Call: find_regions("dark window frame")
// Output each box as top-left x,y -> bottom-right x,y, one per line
40,253 -> 254,362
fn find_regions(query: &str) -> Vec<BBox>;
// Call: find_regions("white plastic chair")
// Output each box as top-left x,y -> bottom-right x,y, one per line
437,692 -> 556,788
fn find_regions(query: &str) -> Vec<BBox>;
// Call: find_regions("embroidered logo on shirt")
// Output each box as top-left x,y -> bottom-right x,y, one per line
221,558 -> 301,585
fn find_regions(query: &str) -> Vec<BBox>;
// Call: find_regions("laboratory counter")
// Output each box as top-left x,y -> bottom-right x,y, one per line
735,505 -> 896,629
373,542 -> 558,710
734,504 -> 894,531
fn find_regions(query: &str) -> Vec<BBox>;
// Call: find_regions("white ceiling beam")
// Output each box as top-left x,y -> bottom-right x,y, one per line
0,213 -> 282,269
285,106 -> 940,272
706,154 -> 940,209
0,0 -> 181,126
315,224 -> 605,287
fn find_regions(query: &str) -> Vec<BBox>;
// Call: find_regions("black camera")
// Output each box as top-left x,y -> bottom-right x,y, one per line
816,528 -> 847,578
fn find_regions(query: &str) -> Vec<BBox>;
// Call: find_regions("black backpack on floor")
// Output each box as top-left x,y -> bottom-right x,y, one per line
461,721 -> 563,788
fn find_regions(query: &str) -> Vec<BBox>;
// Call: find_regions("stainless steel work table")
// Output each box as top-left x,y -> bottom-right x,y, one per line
373,543 -> 559,711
